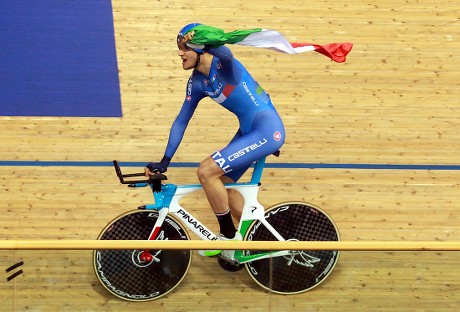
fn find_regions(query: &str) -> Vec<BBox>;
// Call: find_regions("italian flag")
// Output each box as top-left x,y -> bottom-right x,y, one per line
186,25 -> 353,63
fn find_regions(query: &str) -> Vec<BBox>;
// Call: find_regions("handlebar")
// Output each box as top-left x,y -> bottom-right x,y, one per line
113,160 -> 167,192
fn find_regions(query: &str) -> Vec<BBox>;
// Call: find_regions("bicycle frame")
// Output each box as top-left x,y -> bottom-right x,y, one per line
114,156 -> 292,263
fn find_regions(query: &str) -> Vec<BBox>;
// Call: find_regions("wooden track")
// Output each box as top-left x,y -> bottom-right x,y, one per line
1,0 -> 459,310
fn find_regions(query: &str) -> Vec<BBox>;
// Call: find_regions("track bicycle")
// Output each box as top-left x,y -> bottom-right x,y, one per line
93,155 -> 340,301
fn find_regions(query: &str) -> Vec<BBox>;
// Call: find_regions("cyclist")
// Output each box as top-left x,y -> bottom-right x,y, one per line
145,23 -> 285,253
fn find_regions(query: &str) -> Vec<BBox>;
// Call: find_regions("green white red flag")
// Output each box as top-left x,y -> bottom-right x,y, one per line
186,25 -> 353,63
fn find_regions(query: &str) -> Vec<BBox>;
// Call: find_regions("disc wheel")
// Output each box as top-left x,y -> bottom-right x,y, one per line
93,210 -> 191,301
244,202 -> 340,294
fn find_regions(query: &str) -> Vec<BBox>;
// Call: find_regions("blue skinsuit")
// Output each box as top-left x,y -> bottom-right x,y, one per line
165,45 -> 285,181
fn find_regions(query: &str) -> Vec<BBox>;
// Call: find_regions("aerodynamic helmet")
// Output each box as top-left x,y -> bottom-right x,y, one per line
177,23 -> 206,53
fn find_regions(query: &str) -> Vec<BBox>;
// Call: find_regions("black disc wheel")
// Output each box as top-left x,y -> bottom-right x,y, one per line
244,202 -> 340,294
93,210 -> 191,301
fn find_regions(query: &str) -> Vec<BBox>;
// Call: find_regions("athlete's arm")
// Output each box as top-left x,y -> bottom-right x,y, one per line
207,45 -> 242,85
164,76 -> 204,159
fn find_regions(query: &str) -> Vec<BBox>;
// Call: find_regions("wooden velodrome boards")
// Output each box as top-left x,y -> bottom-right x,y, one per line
1,0 -> 459,310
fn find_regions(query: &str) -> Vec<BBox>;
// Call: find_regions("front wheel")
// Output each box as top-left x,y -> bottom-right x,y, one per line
93,210 -> 192,301
244,202 -> 340,294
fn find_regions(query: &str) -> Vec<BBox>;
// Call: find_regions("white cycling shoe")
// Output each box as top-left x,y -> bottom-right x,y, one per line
198,232 -> 243,257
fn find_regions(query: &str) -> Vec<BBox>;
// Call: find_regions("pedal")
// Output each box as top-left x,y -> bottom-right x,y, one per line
217,256 -> 243,272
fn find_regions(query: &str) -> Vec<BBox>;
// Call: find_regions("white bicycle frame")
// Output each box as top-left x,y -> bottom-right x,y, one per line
138,157 -> 293,262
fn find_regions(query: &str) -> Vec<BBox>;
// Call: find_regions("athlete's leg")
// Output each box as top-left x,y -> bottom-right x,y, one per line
197,157 -> 228,214
198,110 -> 285,238
220,175 -> 244,221
197,157 -> 237,238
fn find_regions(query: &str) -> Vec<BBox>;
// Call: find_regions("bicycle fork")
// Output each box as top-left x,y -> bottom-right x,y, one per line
139,208 -> 169,262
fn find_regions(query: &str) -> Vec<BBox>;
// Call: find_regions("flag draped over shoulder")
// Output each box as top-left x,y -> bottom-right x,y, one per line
187,25 -> 353,63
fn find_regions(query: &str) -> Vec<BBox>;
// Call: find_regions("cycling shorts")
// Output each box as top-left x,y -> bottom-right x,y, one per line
211,109 -> 285,181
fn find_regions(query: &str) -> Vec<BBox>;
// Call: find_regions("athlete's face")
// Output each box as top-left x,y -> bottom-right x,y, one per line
177,41 -> 198,70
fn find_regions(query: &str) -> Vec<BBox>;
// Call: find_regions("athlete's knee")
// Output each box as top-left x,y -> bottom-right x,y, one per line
226,188 -> 240,200
197,157 -> 223,184
196,162 -> 206,183
221,176 -> 238,196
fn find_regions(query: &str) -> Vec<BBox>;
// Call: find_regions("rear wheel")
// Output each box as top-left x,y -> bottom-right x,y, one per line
93,210 -> 191,301
244,202 -> 339,294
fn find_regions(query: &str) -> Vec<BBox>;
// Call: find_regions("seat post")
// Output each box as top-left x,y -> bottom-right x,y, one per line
250,156 -> 267,184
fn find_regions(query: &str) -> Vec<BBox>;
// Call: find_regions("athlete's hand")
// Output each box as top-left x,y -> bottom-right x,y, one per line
183,31 -> 195,43
145,156 -> 171,176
